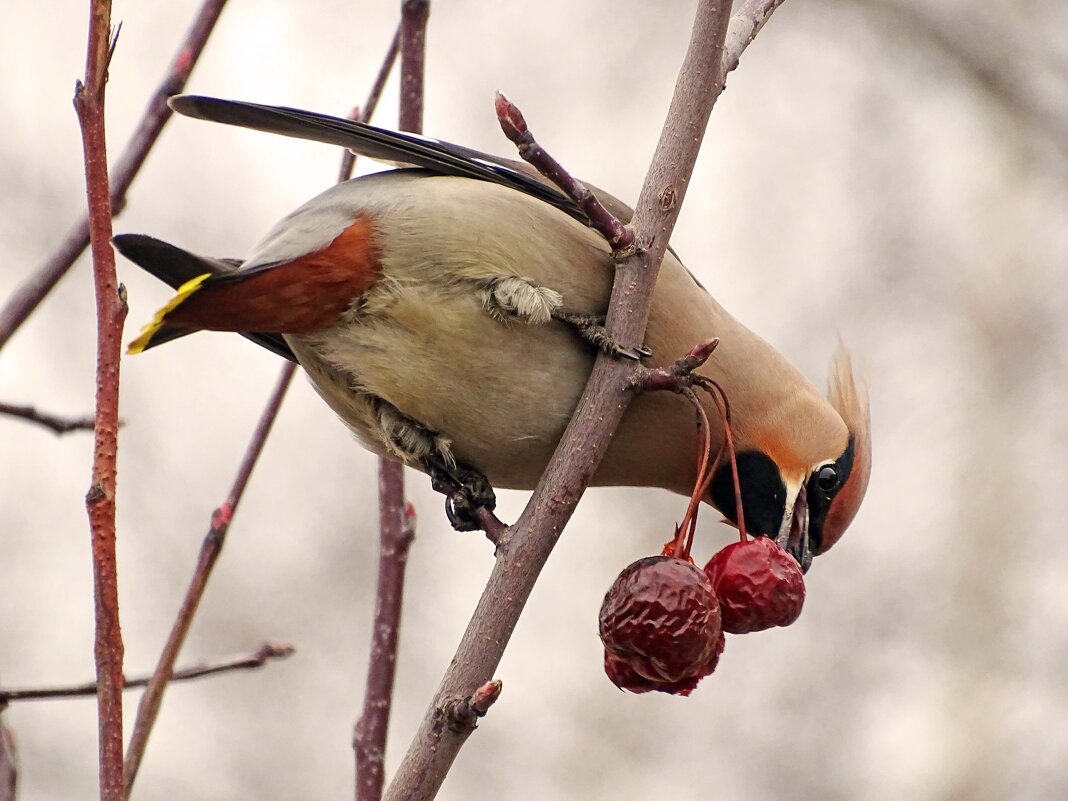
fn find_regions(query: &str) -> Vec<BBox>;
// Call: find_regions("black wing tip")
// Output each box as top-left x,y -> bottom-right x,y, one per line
112,233 -> 177,269
112,232 -> 162,253
168,94 -> 227,119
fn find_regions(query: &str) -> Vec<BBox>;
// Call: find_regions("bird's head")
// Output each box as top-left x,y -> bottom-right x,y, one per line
707,346 -> 871,572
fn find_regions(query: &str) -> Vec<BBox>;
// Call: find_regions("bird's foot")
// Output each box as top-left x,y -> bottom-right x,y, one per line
553,311 -> 653,361
425,457 -> 498,533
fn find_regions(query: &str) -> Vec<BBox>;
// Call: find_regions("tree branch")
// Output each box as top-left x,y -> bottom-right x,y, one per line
398,0 -> 429,134
0,401 -> 97,435
354,5 -> 427,800
723,0 -> 788,73
122,361 -> 296,797
75,3 -> 127,800
495,95 -> 632,250
0,0 -> 230,351
0,643 -> 294,703
381,2 -> 745,799
338,26 -> 401,183
0,711 -> 15,801
353,497 -> 415,801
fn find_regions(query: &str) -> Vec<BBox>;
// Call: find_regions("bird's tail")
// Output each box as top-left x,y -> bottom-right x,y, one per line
114,234 -> 295,360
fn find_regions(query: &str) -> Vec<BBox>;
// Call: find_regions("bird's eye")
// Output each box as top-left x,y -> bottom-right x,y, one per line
816,464 -> 841,493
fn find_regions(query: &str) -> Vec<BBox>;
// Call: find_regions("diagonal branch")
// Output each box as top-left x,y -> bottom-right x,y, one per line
381,2 -> 755,799
0,0 -> 230,351
122,361 -> 297,798
338,26 -> 401,183
120,26 -> 404,790
0,711 -> 15,801
723,0 -> 788,73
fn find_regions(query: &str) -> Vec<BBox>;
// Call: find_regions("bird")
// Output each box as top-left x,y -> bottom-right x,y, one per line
116,95 -> 871,571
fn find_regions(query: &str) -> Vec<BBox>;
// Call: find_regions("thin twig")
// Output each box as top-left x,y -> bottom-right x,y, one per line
0,643 -> 295,703
495,94 -> 633,251
354,7 -> 427,801
0,712 -> 16,801
723,0 -> 788,73
381,2 -> 742,800
76,3 -> 127,800
122,22 -> 399,775
339,26 -> 401,182
0,401 -> 97,435
122,362 -> 297,798
440,680 -> 503,734
0,0 -> 230,351
631,338 -> 720,393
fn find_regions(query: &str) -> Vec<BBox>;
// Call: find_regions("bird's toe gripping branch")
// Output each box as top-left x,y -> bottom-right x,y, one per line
424,457 -> 501,537
495,94 -> 652,363
552,310 -> 653,361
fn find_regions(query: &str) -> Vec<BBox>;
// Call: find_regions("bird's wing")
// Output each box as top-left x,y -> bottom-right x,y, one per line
168,95 -> 587,221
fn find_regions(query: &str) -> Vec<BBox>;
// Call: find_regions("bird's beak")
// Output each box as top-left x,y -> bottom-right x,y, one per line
776,482 -> 811,573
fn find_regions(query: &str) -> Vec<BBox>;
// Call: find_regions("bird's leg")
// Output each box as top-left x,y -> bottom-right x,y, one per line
478,276 -> 563,325
366,396 -> 499,534
371,397 -> 457,468
551,310 -> 653,361
424,456 -> 498,533
475,275 -> 650,360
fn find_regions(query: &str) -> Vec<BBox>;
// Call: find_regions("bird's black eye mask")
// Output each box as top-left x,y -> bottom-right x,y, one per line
708,451 -> 786,537
805,436 -> 856,553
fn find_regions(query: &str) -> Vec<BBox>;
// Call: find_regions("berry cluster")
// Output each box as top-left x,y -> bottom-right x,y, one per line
598,380 -> 805,695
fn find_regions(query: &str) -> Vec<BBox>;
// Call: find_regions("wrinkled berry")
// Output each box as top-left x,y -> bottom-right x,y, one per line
603,630 -> 725,696
599,556 -> 723,692
703,536 -> 805,634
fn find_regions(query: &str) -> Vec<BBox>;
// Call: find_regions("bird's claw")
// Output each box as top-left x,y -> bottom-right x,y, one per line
553,311 -> 652,361
618,343 -> 654,361
426,458 -> 497,533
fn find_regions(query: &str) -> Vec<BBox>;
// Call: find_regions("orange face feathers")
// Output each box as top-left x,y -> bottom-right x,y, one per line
814,346 -> 871,554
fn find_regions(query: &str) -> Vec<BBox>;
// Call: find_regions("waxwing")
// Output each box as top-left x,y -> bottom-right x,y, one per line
116,96 -> 871,570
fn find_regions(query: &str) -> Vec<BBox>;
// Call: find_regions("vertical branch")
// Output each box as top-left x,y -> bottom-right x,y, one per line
398,0 -> 429,133
353,5 -> 428,800
0,0 -> 230,351
383,2 -> 741,799
353,486 -> 415,801
122,363 -> 297,798
75,2 -> 127,801
117,16 -> 404,797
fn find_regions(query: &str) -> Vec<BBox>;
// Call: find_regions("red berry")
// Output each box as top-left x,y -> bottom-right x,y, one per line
599,556 -> 723,693
603,631 -> 725,696
704,536 -> 806,634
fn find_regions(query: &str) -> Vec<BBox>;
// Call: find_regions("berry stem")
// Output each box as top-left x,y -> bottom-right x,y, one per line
671,388 -> 712,560
696,379 -> 748,543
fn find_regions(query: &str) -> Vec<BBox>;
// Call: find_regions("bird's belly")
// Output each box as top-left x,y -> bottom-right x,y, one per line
289,288 -> 595,490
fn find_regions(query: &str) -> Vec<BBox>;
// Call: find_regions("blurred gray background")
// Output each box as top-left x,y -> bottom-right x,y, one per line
3,1 -> 1066,799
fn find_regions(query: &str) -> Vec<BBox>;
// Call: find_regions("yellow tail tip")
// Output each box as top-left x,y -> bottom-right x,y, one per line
126,272 -> 212,355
